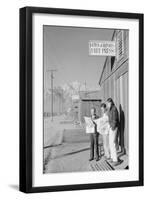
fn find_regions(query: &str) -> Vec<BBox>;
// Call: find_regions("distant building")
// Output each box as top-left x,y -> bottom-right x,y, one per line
99,30 -> 129,154
72,90 -> 102,124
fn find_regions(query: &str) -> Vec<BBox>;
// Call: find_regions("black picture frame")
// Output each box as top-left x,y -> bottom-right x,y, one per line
19,6 -> 144,193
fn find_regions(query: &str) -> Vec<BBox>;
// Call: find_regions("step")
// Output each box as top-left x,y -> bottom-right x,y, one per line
106,154 -> 129,170
90,157 -> 114,171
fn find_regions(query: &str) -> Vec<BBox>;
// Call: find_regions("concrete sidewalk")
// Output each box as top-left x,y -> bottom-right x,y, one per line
43,115 -> 128,173
44,141 -> 128,173
44,142 -> 91,173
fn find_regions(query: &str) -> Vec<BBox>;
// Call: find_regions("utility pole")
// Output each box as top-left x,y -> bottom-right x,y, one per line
47,69 -> 57,121
84,81 -> 87,97
84,81 -> 87,91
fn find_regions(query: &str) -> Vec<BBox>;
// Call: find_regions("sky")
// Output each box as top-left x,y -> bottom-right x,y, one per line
44,26 -> 114,92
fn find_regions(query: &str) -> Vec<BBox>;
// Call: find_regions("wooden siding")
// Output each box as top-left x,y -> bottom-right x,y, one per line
99,30 -> 129,154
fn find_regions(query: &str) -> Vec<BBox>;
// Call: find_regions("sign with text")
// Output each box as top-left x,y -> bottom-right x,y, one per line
72,94 -> 80,100
89,40 -> 116,56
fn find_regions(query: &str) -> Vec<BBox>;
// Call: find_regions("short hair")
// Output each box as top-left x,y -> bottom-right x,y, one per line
101,103 -> 106,109
91,107 -> 96,112
107,98 -> 114,105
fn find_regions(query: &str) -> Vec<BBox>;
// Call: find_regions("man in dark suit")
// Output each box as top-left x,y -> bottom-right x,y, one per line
89,107 -> 99,161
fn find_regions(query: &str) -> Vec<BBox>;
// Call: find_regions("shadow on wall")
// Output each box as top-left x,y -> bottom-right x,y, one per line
117,104 -> 125,154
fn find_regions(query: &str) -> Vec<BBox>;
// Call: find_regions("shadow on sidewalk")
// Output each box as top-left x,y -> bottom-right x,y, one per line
51,147 -> 90,160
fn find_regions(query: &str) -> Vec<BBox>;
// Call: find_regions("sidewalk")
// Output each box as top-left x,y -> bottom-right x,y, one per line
44,115 -> 128,173
44,142 -> 91,173
44,141 -> 128,173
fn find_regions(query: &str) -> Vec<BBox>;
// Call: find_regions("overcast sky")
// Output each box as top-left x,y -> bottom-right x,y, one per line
44,26 -> 114,91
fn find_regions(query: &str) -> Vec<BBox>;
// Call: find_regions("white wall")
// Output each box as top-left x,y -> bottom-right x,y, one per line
0,0 -> 146,199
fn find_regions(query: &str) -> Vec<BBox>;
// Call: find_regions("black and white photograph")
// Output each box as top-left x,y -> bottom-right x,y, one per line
0,0 -> 146,198
43,26 -> 129,174
19,7 -> 143,193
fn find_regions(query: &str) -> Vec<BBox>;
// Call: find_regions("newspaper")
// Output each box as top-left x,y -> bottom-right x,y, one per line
84,115 -> 109,135
94,115 -> 110,135
84,117 -> 95,134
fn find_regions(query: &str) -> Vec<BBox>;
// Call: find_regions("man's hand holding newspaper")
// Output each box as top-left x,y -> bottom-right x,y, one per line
84,115 -> 109,135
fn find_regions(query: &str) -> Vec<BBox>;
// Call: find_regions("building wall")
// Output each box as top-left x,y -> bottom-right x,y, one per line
99,30 -> 129,154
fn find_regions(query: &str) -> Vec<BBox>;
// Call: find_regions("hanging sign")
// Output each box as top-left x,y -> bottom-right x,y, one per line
89,40 -> 116,56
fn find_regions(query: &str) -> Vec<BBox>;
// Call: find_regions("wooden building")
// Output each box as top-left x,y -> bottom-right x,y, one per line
71,91 -> 101,124
78,91 -> 102,123
99,30 -> 129,154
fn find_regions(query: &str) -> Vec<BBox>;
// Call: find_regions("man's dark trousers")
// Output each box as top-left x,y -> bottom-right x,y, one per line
90,133 -> 99,160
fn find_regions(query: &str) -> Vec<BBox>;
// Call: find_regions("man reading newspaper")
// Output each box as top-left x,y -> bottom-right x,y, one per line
84,108 -> 99,161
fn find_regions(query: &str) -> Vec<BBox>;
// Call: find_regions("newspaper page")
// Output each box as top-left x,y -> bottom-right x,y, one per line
84,117 -> 95,134
94,115 -> 109,135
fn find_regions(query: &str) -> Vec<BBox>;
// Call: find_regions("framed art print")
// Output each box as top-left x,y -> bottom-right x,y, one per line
19,7 -> 144,193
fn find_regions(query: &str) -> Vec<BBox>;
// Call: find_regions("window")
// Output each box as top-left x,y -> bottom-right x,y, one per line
117,31 -> 124,61
111,56 -> 115,70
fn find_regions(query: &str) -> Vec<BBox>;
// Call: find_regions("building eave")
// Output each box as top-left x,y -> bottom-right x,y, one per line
98,30 -> 116,86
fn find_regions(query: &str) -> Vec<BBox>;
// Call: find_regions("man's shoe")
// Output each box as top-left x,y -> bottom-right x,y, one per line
104,156 -> 111,161
113,160 -> 123,166
107,158 -> 113,162
89,158 -> 94,161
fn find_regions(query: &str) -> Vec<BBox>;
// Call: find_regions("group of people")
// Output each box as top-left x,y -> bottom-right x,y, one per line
88,98 -> 122,166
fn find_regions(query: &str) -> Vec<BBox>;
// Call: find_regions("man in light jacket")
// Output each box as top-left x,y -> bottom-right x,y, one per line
89,107 -> 99,161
